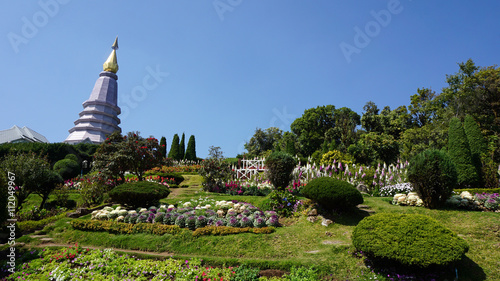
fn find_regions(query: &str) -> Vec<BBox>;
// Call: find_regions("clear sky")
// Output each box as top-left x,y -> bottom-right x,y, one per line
1,1 -> 499,158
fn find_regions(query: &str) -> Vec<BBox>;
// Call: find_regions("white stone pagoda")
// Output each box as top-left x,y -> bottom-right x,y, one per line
64,37 -> 122,144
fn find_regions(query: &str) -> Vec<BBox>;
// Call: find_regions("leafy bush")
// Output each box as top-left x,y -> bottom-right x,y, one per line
53,159 -> 80,180
109,181 -> 170,208
191,226 -> 275,237
265,151 -> 297,190
408,149 -> 457,208
352,213 -> 469,268
301,177 -> 363,210
232,264 -> 260,281
198,146 -> 234,192
268,190 -> 299,217
320,150 -> 353,166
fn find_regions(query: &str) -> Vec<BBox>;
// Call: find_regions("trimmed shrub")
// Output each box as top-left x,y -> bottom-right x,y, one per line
408,149 -> 457,208
109,181 -> 170,208
464,115 -> 488,187
352,213 -> 469,268
53,158 -> 80,180
301,177 -> 363,210
448,117 -> 479,188
185,135 -> 197,161
179,133 -> 186,160
265,151 -> 297,190
168,134 -> 180,160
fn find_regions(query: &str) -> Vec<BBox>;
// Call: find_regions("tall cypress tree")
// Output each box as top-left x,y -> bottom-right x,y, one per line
185,135 -> 197,161
168,134 -> 180,160
285,139 -> 296,156
448,117 -> 479,188
159,136 -> 167,158
464,115 -> 487,186
179,133 -> 186,160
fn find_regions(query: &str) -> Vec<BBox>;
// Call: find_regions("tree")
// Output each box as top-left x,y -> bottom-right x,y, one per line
93,132 -> 162,182
348,132 -> 398,165
159,136 -> 167,158
291,105 -> 337,157
361,101 -> 381,133
168,134 -> 180,160
447,117 -> 479,188
409,88 -> 438,127
329,107 -> 360,152
0,153 -> 61,211
53,155 -> 80,180
464,115 -> 487,187
244,127 -> 283,158
198,146 -> 234,192
265,151 -> 296,190
179,133 -> 186,160
399,123 -> 448,161
185,135 -> 197,161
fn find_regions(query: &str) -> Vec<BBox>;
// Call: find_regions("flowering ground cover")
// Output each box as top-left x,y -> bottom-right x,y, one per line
90,197 -> 280,229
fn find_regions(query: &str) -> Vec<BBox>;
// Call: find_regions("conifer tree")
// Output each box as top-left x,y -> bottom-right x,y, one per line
448,117 -> 479,188
179,133 -> 186,160
285,139 -> 296,156
185,135 -> 197,161
168,134 -> 180,160
159,136 -> 167,158
464,115 -> 487,186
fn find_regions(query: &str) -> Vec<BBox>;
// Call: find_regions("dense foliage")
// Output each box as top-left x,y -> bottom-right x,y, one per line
159,136 -> 167,158
53,157 -> 79,180
448,117 -> 479,188
407,149 -> 457,208
199,146 -> 234,192
352,213 -> 469,268
0,152 -> 62,210
185,135 -> 197,161
109,181 -> 170,207
265,151 -> 296,190
301,177 -> 363,210
168,134 -> 180,160
93,132 -> 163,182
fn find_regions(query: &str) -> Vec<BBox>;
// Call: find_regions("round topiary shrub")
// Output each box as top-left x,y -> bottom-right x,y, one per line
109,181 -> 170,208
301,177 -> 363,210
53,158 -> 80,180
407,149 -> 457,209
265,151 -> 297,190
352,213 -> 469,268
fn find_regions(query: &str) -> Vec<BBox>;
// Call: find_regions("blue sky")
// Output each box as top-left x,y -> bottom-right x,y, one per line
1,1 -> 499,158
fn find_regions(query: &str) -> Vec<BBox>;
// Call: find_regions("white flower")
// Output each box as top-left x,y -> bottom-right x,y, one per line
183,202 -> 192,207
139,208 -> 147,213
168,205 -> 175,209
116,216 -> 124,222
128,210 -> 137,215
460,191 -> 473,201
160,205 -> 167,209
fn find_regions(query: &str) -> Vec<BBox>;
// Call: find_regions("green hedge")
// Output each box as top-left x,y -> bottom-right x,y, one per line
109,181 -> 170,208
192,226 -> 275,237
352,213 -> 469,268
17,212 -> 69,234
301,177 -> 363,210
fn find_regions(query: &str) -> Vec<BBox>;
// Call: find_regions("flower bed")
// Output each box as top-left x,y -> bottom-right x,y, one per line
391,191 -> 500,212
4,246 -> 234,280
90,198 -> 280,230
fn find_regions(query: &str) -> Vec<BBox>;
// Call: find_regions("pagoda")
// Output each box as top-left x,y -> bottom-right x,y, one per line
64,37 -> 122,144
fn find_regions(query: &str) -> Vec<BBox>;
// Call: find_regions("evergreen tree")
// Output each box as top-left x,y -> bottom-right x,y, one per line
168,134 -> 180,160
464,115 -> 487,186
285,139 -> 296,156
185,135 -> 197,161
159,136 -> 167,158
179,133 -> 186,160
447,117 -> 479,188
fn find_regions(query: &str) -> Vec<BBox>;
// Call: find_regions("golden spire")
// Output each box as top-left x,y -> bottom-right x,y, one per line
103,36 -> 119,73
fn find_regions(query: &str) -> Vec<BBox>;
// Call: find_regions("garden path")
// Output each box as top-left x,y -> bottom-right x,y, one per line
168,175 -> 203,199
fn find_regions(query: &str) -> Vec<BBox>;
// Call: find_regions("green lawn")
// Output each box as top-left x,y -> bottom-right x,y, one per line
11,176 -> 500,280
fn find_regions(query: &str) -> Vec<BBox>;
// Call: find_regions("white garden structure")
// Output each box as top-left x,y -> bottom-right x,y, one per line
234,158 -> 266,179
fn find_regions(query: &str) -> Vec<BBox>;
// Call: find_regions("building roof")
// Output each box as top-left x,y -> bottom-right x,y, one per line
0,125 -> 49,144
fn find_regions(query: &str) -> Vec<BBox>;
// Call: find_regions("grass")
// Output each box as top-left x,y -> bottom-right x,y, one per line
11,176 -> 500,280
